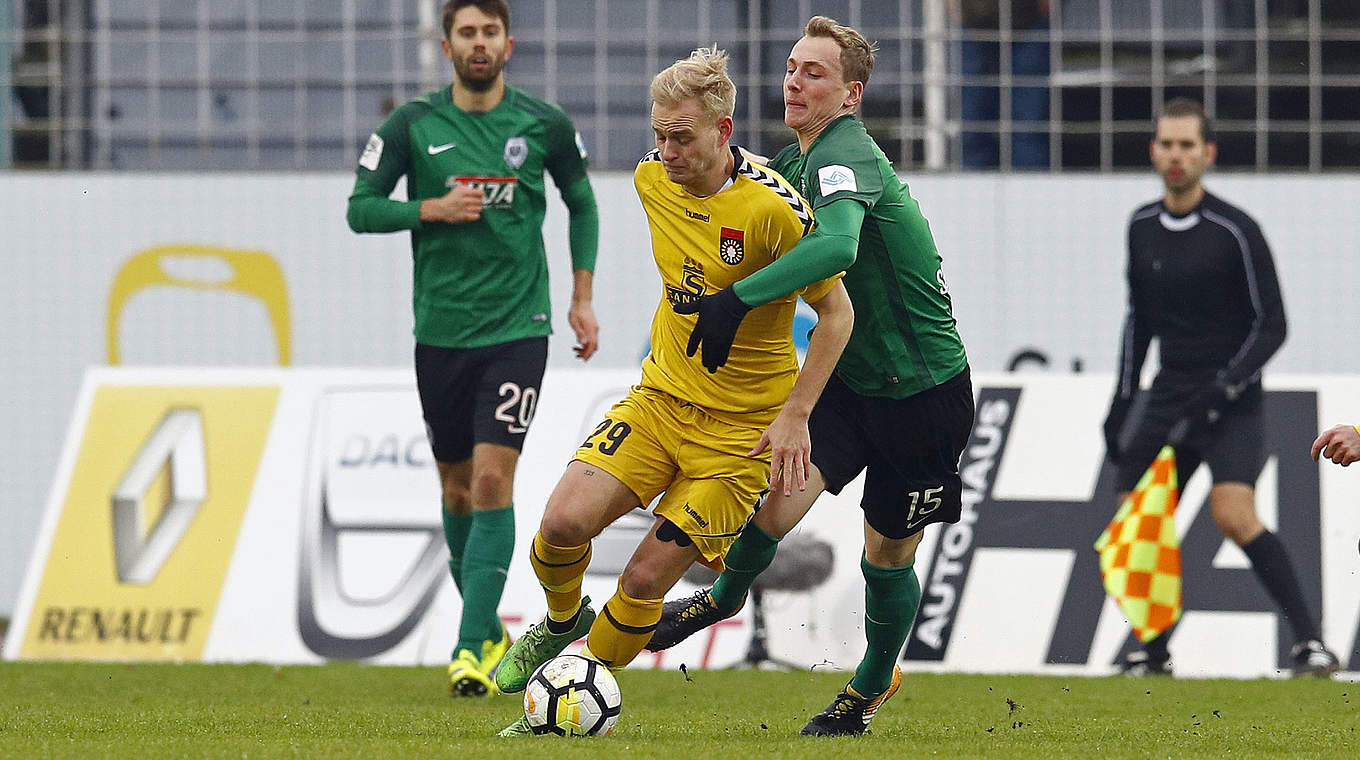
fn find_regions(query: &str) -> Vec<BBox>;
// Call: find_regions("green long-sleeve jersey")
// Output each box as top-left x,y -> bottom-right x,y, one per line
347,85 -> 598,348
768,115 -> 967,398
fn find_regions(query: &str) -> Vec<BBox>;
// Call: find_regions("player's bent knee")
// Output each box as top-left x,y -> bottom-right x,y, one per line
864,529 -> 924,567
538,509 -> 593,547
618,560 -> 680,600
470,470 -> 513,506
618,565 -> 664,600
441,485 -> 472,514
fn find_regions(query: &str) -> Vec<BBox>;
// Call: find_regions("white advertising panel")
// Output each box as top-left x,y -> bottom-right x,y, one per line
7,368 -> 1359,679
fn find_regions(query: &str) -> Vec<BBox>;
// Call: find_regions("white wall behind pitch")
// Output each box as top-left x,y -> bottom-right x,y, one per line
1,171 -> 1358,618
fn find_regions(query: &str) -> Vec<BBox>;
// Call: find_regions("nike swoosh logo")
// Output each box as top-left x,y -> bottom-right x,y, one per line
427,142 -> 455,155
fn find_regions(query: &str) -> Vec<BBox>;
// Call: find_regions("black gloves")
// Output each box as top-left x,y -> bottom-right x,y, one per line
1169,380 -> 1237,444
672,285 -> 753,373
1102,398 -> 1132,464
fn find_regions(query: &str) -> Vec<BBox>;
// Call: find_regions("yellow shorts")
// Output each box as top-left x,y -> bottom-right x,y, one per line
573,385 -> 770,567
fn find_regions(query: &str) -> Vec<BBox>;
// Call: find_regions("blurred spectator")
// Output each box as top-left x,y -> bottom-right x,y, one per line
958,0 -> 1050,169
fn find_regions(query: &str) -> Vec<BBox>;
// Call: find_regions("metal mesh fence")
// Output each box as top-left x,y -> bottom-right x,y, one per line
4,0 -> 1358,171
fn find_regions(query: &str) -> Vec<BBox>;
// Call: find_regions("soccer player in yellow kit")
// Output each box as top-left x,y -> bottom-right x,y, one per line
493,46 -> 853,736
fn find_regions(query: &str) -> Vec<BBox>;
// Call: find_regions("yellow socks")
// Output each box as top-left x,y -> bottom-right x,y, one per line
586,582 -> 663,667
530,532 -> 592,624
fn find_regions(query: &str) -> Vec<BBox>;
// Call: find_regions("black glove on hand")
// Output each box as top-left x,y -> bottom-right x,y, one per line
672,285 -> 753,373
1102,398 -> 1132,464
1169,380 -> 1236,445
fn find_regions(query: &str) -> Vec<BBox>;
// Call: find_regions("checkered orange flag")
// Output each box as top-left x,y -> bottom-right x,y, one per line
1094,445 -> 1182,642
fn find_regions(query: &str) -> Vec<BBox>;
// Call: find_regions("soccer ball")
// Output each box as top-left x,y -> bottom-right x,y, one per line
523,654 -> 622,736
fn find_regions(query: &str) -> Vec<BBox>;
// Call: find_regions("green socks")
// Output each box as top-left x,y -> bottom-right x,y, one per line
441,507 -> 473,594
710,522 -> 780,613
850,554 -> 921,697
454,505 -> 516,654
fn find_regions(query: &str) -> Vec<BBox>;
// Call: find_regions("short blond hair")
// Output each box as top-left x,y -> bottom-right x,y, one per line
650,46 -> 736,122
804,15 -> 876,86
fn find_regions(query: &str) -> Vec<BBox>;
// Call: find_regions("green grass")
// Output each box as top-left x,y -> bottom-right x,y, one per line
0,663 -> 1355,759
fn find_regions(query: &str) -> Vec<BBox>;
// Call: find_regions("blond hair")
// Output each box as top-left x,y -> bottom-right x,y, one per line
650,46 -> 736,122
804,15 -> 876,86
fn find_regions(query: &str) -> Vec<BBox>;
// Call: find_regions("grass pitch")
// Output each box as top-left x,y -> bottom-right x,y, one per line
0,662 -> 1355,759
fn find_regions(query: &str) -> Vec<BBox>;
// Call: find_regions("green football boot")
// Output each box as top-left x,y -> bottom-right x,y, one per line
493,596 -> 596,694
496,715 -> 535,738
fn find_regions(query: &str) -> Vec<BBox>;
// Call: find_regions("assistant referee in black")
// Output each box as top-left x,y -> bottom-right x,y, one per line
1101,97 -> 1339,678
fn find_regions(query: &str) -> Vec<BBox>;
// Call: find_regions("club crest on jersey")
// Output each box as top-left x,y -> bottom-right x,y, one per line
450,176 -> 518,208
719,227 -> 745,265
503,137 -> 528,169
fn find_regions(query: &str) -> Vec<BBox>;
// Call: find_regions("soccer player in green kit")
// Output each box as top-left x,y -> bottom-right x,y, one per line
346,0 -> 599,698
647,17 -> 973,736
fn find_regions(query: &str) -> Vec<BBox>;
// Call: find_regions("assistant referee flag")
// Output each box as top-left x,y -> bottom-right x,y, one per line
1094,446 -> 1183,643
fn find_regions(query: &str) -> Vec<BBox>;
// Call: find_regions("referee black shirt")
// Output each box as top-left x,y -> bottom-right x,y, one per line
1113,191 -> 1287,406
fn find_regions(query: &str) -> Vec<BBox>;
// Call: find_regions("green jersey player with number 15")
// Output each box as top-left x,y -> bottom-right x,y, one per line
648,16 -> 972,737
346,0 -> 600,698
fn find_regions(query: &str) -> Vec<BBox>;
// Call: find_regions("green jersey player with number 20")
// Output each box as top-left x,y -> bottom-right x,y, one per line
346,0 -> 600,698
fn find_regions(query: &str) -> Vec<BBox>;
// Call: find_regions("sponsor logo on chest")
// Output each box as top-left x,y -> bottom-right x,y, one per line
665,257 -> 705,308
449,175 -> 518,208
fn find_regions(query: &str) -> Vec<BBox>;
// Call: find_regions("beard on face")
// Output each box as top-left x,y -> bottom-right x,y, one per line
453,54 -> 504,92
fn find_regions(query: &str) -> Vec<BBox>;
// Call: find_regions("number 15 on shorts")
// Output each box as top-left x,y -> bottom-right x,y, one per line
904,486 -> 943,532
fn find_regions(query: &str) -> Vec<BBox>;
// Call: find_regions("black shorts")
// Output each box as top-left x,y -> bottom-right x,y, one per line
414,337 -> 548,463
810,366 -> 975,539
1115,378 -> 1265,492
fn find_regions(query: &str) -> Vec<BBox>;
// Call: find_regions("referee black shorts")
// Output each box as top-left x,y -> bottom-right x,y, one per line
414,337 -> 548,464
810,366 -> 975,540
1115,378 -> 1265,493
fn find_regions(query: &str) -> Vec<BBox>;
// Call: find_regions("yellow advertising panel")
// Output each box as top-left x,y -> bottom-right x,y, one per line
19,385 -> 278,660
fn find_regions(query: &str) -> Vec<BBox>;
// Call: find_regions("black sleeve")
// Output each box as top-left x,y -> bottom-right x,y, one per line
1112,222 -> 1152,406
1113,299 -> 1152,405
1103,224 -> 1152,460
1218,217 -> 1287,391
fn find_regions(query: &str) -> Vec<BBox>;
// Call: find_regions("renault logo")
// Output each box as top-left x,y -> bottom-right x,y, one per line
111,408 -> 207,585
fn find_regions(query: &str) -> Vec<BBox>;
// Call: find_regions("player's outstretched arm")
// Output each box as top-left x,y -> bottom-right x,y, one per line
733,198 -> 861,307
1311,424 -> 1360,467
752,281 -> 853,496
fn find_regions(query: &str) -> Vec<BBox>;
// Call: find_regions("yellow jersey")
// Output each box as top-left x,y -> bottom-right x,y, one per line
634,146 -> 840,427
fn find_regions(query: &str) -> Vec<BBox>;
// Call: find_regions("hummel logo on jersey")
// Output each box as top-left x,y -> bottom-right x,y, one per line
818,165 -> 857,196
427,142 -> 456,155
449,176 -> 517,208
684,208 -> 710,223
